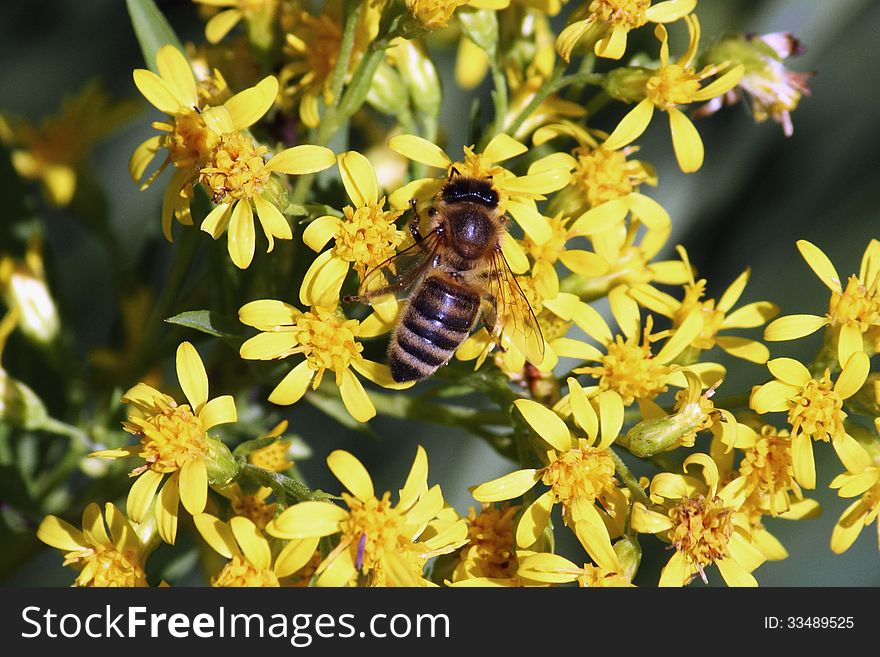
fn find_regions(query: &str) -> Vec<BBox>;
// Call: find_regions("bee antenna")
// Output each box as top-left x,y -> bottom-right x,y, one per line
449,166 -> 460,179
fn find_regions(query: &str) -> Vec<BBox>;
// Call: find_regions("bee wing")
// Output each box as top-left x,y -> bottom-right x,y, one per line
487,247 -> 545,365
356,229 -> 442,300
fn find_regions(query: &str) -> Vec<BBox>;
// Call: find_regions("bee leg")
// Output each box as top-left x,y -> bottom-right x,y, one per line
409,198 -> 426,246
481,295 -> 507,353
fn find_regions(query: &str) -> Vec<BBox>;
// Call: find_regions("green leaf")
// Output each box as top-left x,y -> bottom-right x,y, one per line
126,0 -> 183,73
165,310 -> 243,345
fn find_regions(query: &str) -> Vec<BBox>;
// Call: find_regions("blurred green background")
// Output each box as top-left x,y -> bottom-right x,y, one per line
1,0 -> 879,586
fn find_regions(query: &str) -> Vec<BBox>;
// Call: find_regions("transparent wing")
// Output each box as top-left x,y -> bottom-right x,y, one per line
486,247 -> 545,365
355,229 -> 442,300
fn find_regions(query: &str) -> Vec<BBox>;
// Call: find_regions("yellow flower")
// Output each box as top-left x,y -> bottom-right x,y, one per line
695,31 -> 813,137
0,236 -> 60,346
37,503 -> 152,587
518,550 -> 634,587
199,134 -> 336,269
279,1 -> 379,127
301,151 -> 404,309
829,443 -> 880,554
129,45 -> 279,240
557,0 -> 695,61
764,239 -> 880,366
603,14 -> 744,172
750,353 -> 873,490
91,342 -> 238,544
217,484 -> 277,529
0,80 -> 137,207
534,120 -> 658,218
247,420 -> 293,472
573,286 -> 725,407
472,399 -> 626,572
238,302 -> 406,422
631,453 -> 766,586
195,513 -> 320,586
195,0 -> 279,44
452,503 -> 519,582
405,0 -> 471,31
266,447 -> 468,586
630,246 -> 778,364
387,133 -> 573,245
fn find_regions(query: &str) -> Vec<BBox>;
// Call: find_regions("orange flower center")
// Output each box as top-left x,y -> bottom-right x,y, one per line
646,65 -> 702,109
589,0 -> 650,28
542,443 -> 616,507
212,555 -> 279,587
66,546 -> 147,587
456,504 -> 518,580
199,131 -> 270,203
739,430 -> 799,516
668,494 -> 733,568
335,202 -> 404,280
573,145 -> 635,207
162,109 -> 218,168
788,372 -> 844,443
126,398 -> 208,473
829,275 -> 880,331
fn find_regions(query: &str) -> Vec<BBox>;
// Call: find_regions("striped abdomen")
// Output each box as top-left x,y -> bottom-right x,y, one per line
389,274 -> 481,382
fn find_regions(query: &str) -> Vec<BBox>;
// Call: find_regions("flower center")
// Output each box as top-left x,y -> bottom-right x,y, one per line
524,215 -> 569,266
248,440 -> 292,472
162,109 -> 218,168
739,430 -> 799,516
457,504 -> 518,580
127,398 -> 208,473
581,323 -> 669,404
291,310 -> 363,387
405,0 -> 469,30
199,131 -> 270,203
68,547 -> 147,587
588,0 -> 650,29
538,310 -> 572,342
828,275 -> 880,331
341,492 -> 422,585
646,65 -> 702,109
573,145 -> 635,207
577,564 -> 631,587
335,203 -> 403,280
231,489 -> 276,530
668,494 -> 733,569
542,443 -> 616,507
212,555 -> 280,587
788,372 -> 844,443
674,281 -> 725,349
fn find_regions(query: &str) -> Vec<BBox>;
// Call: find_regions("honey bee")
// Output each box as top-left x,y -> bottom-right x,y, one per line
348,171 -> 544,382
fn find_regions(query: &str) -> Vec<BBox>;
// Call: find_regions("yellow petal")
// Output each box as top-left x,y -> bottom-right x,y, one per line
656,310 -> 703,363
301,251 -> 348,309
658,550 -> 690,587
630,502 -> 673,534
645,0 -> 696,22
315,547 -> 356,587
558,249 -> 608,276
514,399 -> 571,451
692,64 -> 745,102
515,489 -> 554,548
722,301 -> 779,329
230,516 -> 271,570
609,285 -> 640,339
604,99 -> 654,151
553,338 -> 604,361
837,323 -> 864,367
127,469 -> 164,523
796,239 -> 842,292
792,433 -> 816,490
715,556 -> 758,587
327,450 -> 374,502
239,299 -> 298,330
767,357 -> 811,387
714,336 -> 769,364
156,472 -> 180,544
37,515 -> 87,551
594,23 -> 627,60
502,169 -> 571,196
179,459 -> 208,515
830,500 -> 867,554
253,194 -> 292,251
472,469 -> 540,503
763,314 -> 828,341
133,69 -> 181,114
199,395 -> 237,432
597,390 -> 623,449
667,107 -> 704,173
751,526 -> 789,561
556,19 -> 590,62
501,234 -> 530,274
155,45 -> 198,108
388,178 -> 444,210
835,351 -> 869,398
201,202 -> 232,239
339,368 -> 376,422
267,501 -> 347,539
265,145 -> 336,175
240,332 -> 298,360
455,37 -> 490,90
176,341 -> 208,412
388,134 -> 451,169
338,150 -> 379,207
750,380 -> 795,414
568,377 -> 598,440
194,513 -> 237,559
228,199 -> 256,269
505,199 -> 552,244
626,192 -> 670,230
224,76 -> 277,130
303,215 -> 342,253
129,135 -> 163,184
269,361 -> 315,405
275,536 -> 321,578
832,433 -> 873,474
205,8 -> 242,44
482,133 -> 528,163
570,499 -> 620,572
569,301 -> 612,344
399,445 -> 429,511
518,552 -> 579,583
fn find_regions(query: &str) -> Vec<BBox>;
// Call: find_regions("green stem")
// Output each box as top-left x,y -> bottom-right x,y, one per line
489,55 -> 508,138
241,463 -> 337,504
609,448 -> 650,506
329,0 -> 362,106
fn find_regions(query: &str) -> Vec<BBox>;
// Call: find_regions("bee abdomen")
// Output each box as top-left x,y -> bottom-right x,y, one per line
389,278 -> 480,382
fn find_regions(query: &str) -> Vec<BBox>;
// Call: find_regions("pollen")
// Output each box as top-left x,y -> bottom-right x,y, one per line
668,494 -> 734,570
335,202 -> 403,280
65,546 -> 147,587
159,109 -> 218,168
646,65 -> 702,109
542,441 -> 617,507
290,310 -> 363,387
581,321 -> 670,404
211,555 -> 280,587
828,275 -> 880,331
199,131 -> 270,203
788,371 -> 844,443
572,145 -> 635,207
457,504 -> 518,580
589,0 -> 650,30
124,398 -> 208,473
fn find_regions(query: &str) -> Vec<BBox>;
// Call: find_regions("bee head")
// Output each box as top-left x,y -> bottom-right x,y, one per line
440,175 -> 499,209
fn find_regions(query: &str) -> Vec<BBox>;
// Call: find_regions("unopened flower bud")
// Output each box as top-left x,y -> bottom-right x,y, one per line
389,39 -> 442,119
204,436 -> 240,487
0,241 -> 60,346
0,370 -> 50,429
458,8 -> 499,57
613,535 -> 641,582
603,67 -> 652,103
367,61 -> 409,117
